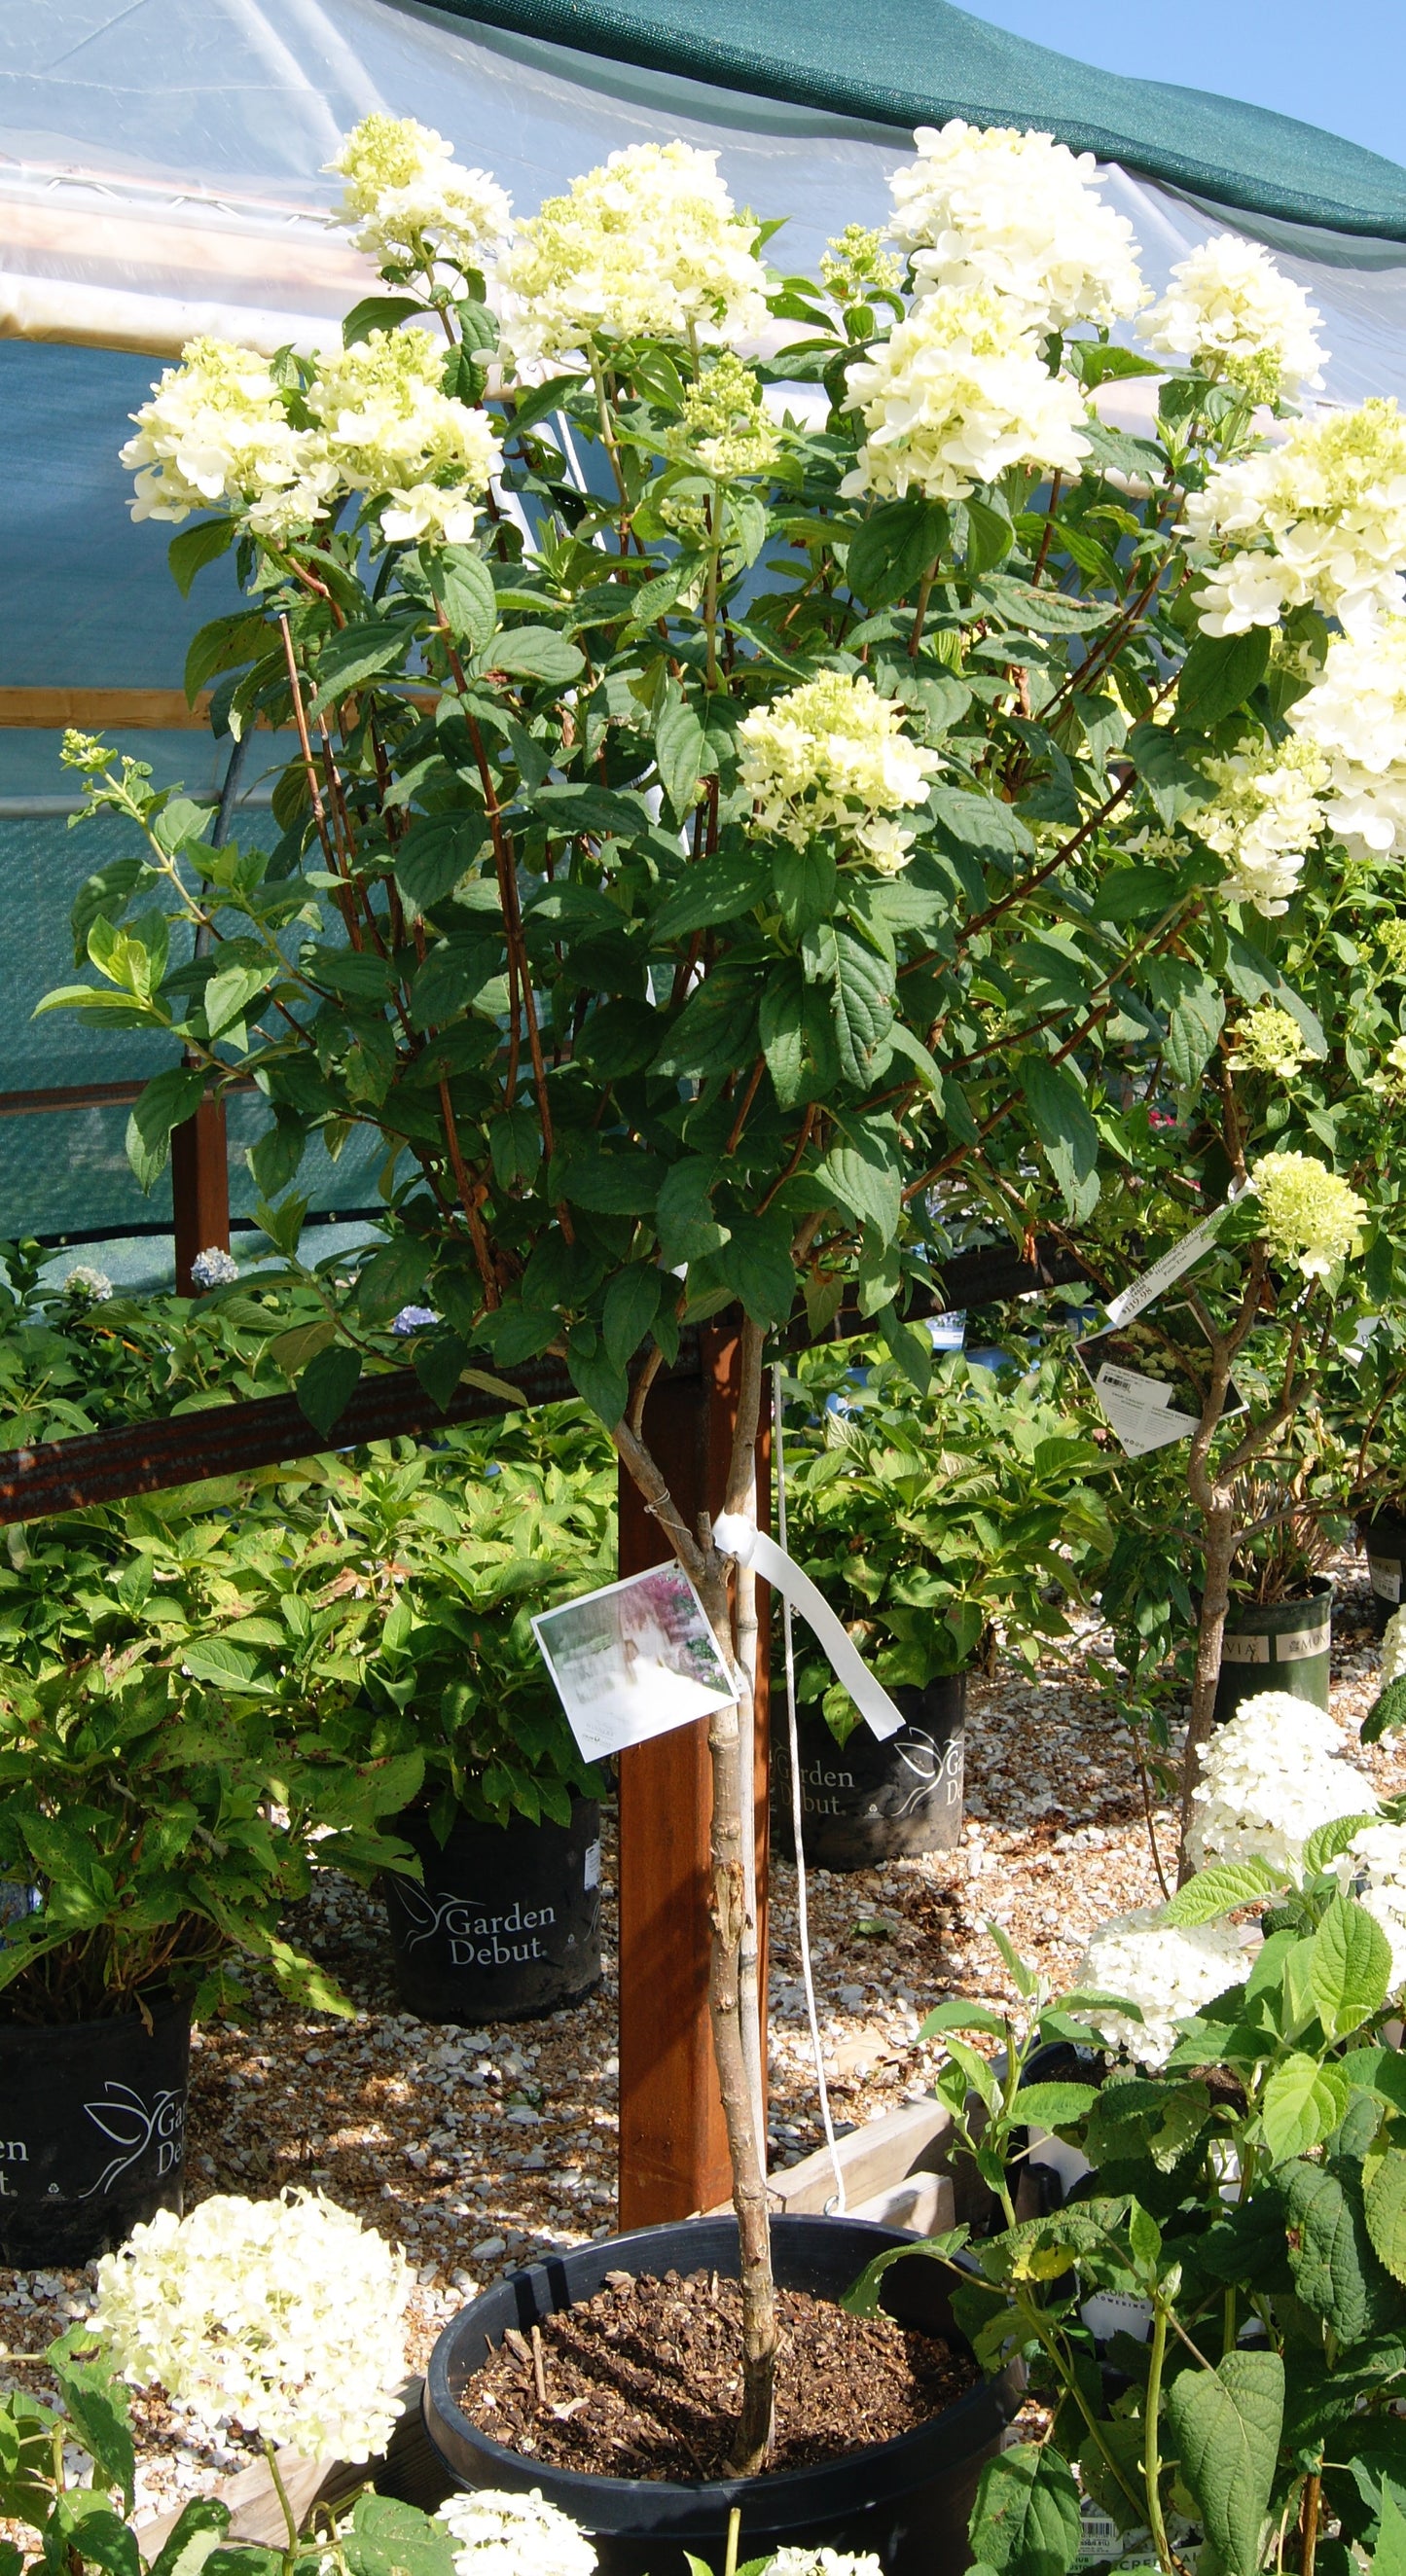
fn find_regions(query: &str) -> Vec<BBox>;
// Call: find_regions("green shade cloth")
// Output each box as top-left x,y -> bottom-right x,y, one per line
430,0 -> 1406,240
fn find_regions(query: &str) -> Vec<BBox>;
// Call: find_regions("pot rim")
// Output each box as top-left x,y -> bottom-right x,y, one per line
0,1986 -> 192,2040
424,2212 -> 1021,2513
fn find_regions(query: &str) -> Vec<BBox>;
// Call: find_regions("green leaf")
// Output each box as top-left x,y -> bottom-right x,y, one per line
656,1161 -> 729,1267
602,1264 -> 663,1370
425,547 -> 497,655
1161,963 -> 1226,1087
654,852 -> 763,942
929,784 -> 1035,859
167,518 -> 234,598
530,782 -> 650,841
52,2354 -> 134,2510
1161,1857 -> 1285,1924
846,498 -> 949,609
395,813 -> 491,912
503,373 -> 587,437
969,2441 -> 1082,2576
1015,2082 -> 1099,2127
920,1999 -> 1009,2040
1283,2158 -> 1398,2343
1378,2491 -> 1406,2576
296,1344 -> 363,1438
59,2507 -> 142,2576
1362,1675 -> 1406,1745
1176,627 -> 1272,731
307,619 -> 412,715
342,2494 -> 458,2576
146,2498 -> 232,2576
342,294 -> 431,344
351,1238 -> 434,1328
181,1637 -> 257,1686
974,573 -> 1113,634
816,1141 -> 901,1245
1165,2351 -> 1283,2576
712,1216 -> 797,1328
203,960 -> 271,1039
656,695 -> 708,820
1022,1057 -> 1100,1221
1364,2150 -> 1406,2286
486,626 -> 585,686
963,496 -> 1014,574
554,1140 -> 666,1215
1304,1814 -> 1382,1875
1127,720 -> 1206,822
826,926 -> 894,1085
1261,2055 -> 1352,2164
126,1068 -> 206,1195
773,841 -> 837,941
565,1342 -> 628,1427
1311,1892 -> 1392,2039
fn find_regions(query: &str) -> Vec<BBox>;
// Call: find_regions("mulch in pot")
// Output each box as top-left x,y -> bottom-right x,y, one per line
455,2265 -> 976,2480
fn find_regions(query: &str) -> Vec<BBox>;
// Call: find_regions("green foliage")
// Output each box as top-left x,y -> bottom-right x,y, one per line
0,2334 -> 455,2576
777,1342 -> 1114,1721
864,1902 -> 1406,2576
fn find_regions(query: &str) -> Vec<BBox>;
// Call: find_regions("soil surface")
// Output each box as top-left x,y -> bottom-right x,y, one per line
456,2266 -> 976,2479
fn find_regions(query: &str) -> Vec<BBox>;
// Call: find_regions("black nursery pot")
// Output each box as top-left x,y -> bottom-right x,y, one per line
1212,1579 -> 1333,1727
1358,1511 -> 1406,1635
423,2214 -> 1023,2576
772,1680 -> 966,1870
0,1993 -> 190,2267
384,1798 -> 601,2025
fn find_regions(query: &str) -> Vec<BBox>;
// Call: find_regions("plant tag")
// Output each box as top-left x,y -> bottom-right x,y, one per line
711,1514 -> 904,1739
1073,1328 -> 1246,1460
1103,1190 -> 1243,1328
1368,1554 -> 1403,1603
1073,2503 -> 1125,2567
532,1563 -> 736,1762
1080,2287 -> 1154,2343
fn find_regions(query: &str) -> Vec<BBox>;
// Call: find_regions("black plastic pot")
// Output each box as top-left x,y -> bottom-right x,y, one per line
1212,1580 -> 1332,1727
423,2214 -> 1022,2576
0,1993 -> 190,2267
772,1681 -> 966,1871
1358,1511 -> 1406,1635
384,1799 -> 601,2024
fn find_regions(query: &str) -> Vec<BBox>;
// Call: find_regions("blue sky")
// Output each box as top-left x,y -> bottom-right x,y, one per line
959,0 -> 1406,169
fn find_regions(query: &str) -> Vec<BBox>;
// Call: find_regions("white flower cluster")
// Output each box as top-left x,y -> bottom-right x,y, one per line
125,327 -> 503,550
1194,739 -> 1328,916
496,142 -> 768,370
1228,1002 -> 1312,1077
1249,1149 -> 1366,1278
1074,1905 -> 1246,2069
843,286 -> 1090,505
62,1265 -> 113,1303
92,2190 -> 412,2462
1144,235 -> 1324,408
767,2555 -> 884,2576
1382,1605 -> 1406,1688
887,122 -> 1144,337
1290,617 -> 1406,861
437,2487 -> 598,2576
190,1246 -> 239,1289
1329,1821 -> 1406,1996
677,353 -> 782,480
1186,1691 -> 1377,1877
328,113 -> 511,280
308,329 -> 504,546
1186,399 -> 1406,636
739,671 -> 942,871
122,338 -> 334,536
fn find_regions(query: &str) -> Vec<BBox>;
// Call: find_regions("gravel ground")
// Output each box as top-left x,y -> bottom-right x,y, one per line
3,1566 -> 1402,2528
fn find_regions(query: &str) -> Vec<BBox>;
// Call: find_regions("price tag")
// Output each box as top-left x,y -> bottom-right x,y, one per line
1103,1191 -> 1244,1330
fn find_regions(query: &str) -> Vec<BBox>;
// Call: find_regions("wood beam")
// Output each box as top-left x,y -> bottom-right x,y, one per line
0,689 -> 213,731
170,1091 -> 233,1297
616,1316 -> 770,2229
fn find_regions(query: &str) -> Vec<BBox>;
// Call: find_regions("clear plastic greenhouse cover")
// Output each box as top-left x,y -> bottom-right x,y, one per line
2,0 -> 1405,1259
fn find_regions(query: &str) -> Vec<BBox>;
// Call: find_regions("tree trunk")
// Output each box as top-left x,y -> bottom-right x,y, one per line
1177,1489 -> 1235,1878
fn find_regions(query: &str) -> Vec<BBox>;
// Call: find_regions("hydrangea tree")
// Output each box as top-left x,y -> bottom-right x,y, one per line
45,111 -> 1406,2462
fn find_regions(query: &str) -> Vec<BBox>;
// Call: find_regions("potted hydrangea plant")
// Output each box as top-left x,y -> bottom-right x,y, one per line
774,1341 -> 1112,1868
43,94 -> 1403,2528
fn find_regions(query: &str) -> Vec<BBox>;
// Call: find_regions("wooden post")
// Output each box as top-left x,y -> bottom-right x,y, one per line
170,1091 -> 231,1297
616,1316 -> 769,2228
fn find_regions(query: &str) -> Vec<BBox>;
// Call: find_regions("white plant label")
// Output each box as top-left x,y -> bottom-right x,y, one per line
532,1561 -> 736,1763
1077,1352 -> 1205,1457
711,1514 -> 904,1740
1102,1189 -> 1244,1330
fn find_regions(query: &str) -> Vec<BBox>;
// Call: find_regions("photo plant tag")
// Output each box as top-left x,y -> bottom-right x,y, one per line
532,1561 -> 736,1763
